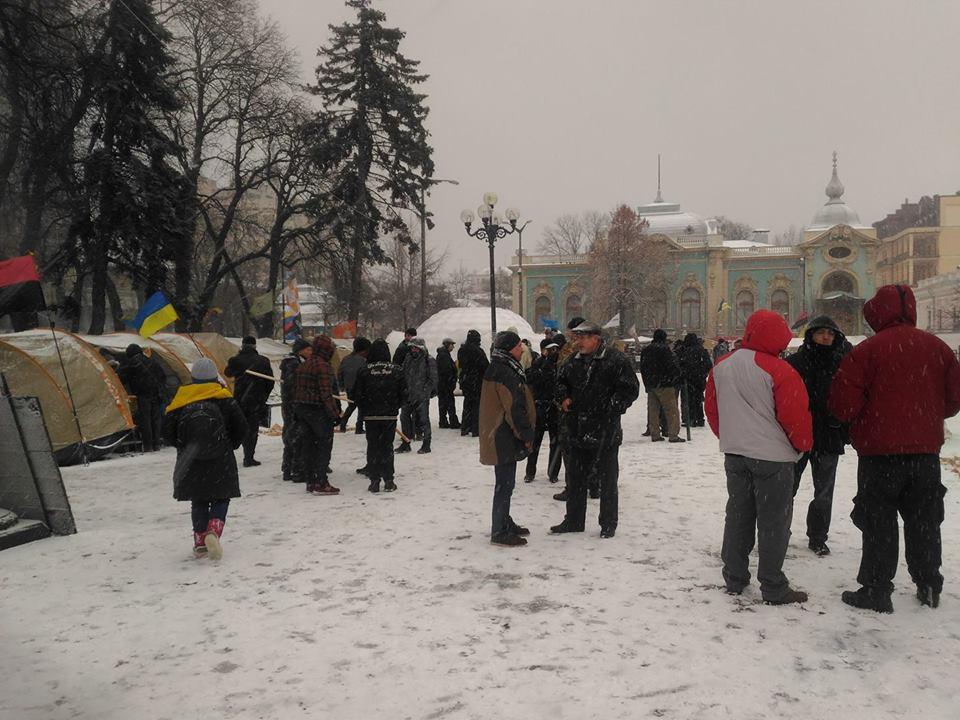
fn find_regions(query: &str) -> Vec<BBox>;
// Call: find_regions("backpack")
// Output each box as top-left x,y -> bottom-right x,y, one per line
177,400 -> 229,461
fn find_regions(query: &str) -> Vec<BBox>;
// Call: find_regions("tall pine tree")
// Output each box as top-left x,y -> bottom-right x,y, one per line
310,0 -> 434,321
76,0 -> 183,333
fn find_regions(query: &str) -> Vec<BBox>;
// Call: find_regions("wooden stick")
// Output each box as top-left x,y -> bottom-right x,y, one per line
244,369 -> 276,382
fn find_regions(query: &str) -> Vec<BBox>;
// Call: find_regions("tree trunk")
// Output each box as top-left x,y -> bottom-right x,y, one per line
19,165 -> 49,255
106,273 -> 124,331
88,245 -> 108,334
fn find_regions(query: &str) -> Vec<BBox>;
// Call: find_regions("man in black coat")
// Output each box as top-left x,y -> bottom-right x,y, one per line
676,332 -> 713,427
524,338 -> 562,483
280,338 -> 312,481
337,336 -> 370,433
639,329 -> 684,443
786,315 -> 851,556
436,338 -> 460,429
353,339 -> 406,492
118,343 -> 166,452
550,321 -> 640,538
458,328 -> 489,437
224,336 -> 275,467
392,327 -> 417,367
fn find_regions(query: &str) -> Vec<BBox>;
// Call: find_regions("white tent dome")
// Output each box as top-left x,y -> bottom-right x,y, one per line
386,307 -> 538,356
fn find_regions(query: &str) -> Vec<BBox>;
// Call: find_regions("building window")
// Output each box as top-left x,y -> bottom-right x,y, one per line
822,271 -> 856,296
565,294 -> 582,324
770,289 -> 789,319
680,288 -> 701,329
736,290 -> 754,329
534,296 -> 551,331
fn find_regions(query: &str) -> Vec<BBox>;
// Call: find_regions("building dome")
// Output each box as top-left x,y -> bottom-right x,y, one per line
808,152 -> 863,230
636,181 -> 712,237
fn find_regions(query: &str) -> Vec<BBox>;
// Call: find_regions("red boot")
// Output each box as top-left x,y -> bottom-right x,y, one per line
204,518 -> 224,560
193,531 -> 208,558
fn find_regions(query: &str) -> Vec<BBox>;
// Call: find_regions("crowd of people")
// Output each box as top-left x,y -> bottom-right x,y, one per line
156,284 -> 960,614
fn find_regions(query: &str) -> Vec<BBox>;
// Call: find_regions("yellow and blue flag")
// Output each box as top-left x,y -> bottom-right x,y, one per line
130,291 -> 178,338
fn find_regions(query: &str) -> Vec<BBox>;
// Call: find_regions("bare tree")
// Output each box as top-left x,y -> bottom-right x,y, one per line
538,213 -> 585,256
716,215 -> 754,243
446,263 -> 473,302
772,224 -> 800,246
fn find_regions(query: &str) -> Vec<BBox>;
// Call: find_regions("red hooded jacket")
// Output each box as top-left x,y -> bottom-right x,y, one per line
828,284 -> 960,456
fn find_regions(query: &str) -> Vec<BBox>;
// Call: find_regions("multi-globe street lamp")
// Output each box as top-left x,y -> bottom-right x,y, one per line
460,192 -> 525,335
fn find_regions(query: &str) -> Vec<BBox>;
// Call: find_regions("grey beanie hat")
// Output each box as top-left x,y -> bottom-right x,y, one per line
191,357 -> 219,382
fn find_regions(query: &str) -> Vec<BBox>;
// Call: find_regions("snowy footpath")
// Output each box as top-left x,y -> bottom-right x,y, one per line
3,388 -> 960,720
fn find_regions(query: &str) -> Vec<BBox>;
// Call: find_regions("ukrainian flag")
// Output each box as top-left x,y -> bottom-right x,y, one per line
130,291 -> 179,338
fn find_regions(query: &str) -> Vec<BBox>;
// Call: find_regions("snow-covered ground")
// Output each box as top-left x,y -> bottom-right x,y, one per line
3,387 -> 960,719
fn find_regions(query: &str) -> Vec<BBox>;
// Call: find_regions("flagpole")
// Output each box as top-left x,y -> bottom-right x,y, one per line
48,318 -> 88,465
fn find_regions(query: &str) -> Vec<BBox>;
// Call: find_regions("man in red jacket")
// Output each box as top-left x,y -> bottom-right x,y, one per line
829,284 -> 960,612
705,310 -> 813,604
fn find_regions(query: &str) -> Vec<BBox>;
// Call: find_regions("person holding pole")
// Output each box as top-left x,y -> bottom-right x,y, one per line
224,336 -> 274,467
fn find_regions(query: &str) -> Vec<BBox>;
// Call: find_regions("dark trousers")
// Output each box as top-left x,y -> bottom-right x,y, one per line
438,389 -> 458,426
852,454 -> 945,594
366,420 -> 396,481
491,461 -> 519,538
294,404 -> 334,485
721,454 -> 795,601
191,499 -> 230,533
526,414 -> 560,480
564,445 -> 619,531
462,391 -> 481,434
339,402 -> 364,432
281,411 -> 298,480
792,451 -> 840,544
401,399 -> 431,442
241,406 -> 262,462
136,397 -> 158,451
680,382 -> 705,426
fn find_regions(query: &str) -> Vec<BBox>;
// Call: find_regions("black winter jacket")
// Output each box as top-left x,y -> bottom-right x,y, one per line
118,352 -> 166,400
639,340 -> 681,389
786,317 -> 851,455
225,347 -> 274,412
458,331 -> 489,396
279,354 -> 303,423
676,334 -> 713,389
436,347 -> 457,393
556,342 -> 640,449
526,352 -> 560,424
354,361 -> 406,419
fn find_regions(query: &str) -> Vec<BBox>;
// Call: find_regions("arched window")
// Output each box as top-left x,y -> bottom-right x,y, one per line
736,290 -> 754,329
534,296 -> 551,332
822,272 -> 856,296
680,287 -> 701,329
565,294 -> 582,325
770,289 -> 789,319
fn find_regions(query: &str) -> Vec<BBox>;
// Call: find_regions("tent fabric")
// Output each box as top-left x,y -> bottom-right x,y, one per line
81,332 -> 192,390
0,330 -> 134,453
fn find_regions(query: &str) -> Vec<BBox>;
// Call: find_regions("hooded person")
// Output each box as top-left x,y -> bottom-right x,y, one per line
117,343 -> 167,452
639,329 -> 684,442
399,337 -> 438,454
338,337 -> 371,434
480,330 -> 537,546
353,339 -> 406,492
292,335 -> 341,495
224,336 -> 274,467
436,338 -> 460,429
675,332 -> 713,427
829,285 -> 960,612
458,329 -> 489,436
163,358 -> 248,559
280,338 -> 313,482
705,310 -> 813,605
785,316 -> 852,556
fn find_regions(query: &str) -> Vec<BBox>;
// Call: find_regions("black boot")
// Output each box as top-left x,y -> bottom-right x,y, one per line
395,442 -> 412,454
368,478 -> 380,493
417,439 -> 431,454
438,420 -> 449,429
553,489 -> 568,502
917,585 -> 940,608
383,478 -> 397,492
449,417 -> 461,429
841,587 -> 893,613
356,465 -> 370,476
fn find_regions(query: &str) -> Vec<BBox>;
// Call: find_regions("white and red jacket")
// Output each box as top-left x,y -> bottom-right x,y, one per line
705,310 -> 813,462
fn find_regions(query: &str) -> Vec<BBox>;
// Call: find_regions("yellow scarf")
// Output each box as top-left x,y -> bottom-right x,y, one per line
165,382 -> 234,413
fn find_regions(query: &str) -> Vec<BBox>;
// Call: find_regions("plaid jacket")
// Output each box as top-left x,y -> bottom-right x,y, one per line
293,335 -> 338,418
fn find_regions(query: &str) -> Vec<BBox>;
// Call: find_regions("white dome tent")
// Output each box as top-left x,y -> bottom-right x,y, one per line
386,307 -> 538,356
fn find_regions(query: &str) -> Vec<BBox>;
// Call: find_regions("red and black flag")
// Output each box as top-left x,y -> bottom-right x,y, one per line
0,255 -> 46,317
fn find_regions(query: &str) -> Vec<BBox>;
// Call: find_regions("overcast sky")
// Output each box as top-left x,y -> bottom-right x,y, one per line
259,0 -> 960,273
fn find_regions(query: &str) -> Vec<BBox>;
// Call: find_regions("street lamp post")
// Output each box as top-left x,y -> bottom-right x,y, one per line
510,214 -> 532,324
418,177 -> 459,323
460,193 -> 524,336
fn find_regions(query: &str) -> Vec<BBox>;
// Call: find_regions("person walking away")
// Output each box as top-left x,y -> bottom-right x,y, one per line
524,339 -> 562,483
398,338 -> 438,454
829,284 -> 960,612
550,321 -> 640,539
280,338 -> 312,482
337,337 -> 370,434
480,331 -> 536,547
224,336 -> 274,467
640,329 -> 684,443
676,333 -> 713,427
163,358 -> 247,560
392,327 -> 417,367
786,316 -> 851,556
705,310 -> 812,604
118,343 -> 165,452
436,338 -> 460,429
354,339 -> 406,492
458,329 -> 489,437
292,335 -> 341,495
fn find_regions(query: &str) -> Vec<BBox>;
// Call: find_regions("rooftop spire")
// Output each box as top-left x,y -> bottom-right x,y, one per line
655,153 -> 663,203
825,150 -> 845,202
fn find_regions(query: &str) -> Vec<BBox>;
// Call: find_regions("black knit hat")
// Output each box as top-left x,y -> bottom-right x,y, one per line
291,337 -> 311,354
653,329 -> 667,342
353,336 -> 372,352
567,316 -> 586,330
494,330 -> 521,351
125,343 -> 142,357
242,335 -> 257,347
